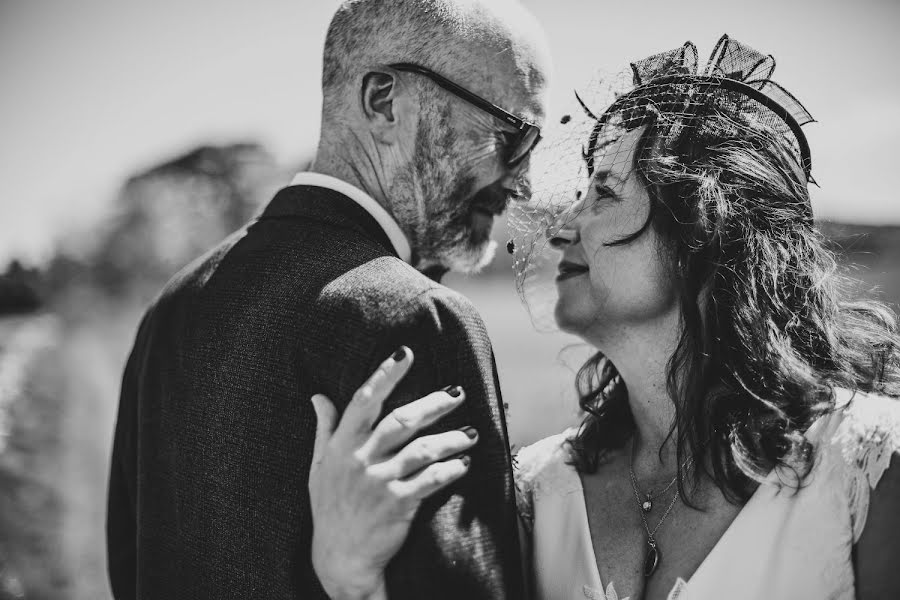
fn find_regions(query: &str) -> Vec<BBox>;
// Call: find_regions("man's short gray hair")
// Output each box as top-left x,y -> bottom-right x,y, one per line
321,0 -> 518,121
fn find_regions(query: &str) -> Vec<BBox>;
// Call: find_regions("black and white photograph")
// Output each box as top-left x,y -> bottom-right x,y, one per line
1,0 -> 899,598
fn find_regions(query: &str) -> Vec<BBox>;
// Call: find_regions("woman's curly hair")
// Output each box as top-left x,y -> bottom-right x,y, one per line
567,93 -> 900,503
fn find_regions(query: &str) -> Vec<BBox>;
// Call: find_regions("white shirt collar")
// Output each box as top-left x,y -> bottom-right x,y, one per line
289,172 -> 412,264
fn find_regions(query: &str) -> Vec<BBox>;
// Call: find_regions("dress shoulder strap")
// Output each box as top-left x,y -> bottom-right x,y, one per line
827,390 -> 900,543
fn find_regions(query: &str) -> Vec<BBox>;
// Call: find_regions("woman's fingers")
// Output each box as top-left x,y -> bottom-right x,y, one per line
373,427 -> 478,480
389,456 -> 471,503
335,347 -> 414,446
310,393 -> 338,470
365,386 -> 466,457
306,348 -> 476,599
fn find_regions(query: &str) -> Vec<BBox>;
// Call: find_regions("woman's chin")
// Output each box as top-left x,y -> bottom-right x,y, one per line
553,302 -> 585,336
554,282 -> 592,331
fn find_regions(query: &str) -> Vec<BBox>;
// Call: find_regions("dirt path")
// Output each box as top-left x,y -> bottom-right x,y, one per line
0,299 -> 145,600
0,314 -> 64,599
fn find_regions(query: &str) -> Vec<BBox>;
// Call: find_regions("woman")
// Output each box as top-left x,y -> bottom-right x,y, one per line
308,36 -> 900,599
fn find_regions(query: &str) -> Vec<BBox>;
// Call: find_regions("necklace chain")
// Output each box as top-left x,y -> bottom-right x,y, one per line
629,467 -> 678,503
634,486 -> 678,542
628,439 -> 694,506
628,438 -> 692,577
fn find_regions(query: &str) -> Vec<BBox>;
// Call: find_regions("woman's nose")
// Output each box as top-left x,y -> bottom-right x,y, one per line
548,191 -> 586,249
549,226 -> 578,249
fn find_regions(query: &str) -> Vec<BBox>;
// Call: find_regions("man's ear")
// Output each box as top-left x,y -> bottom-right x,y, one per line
361,71 -> 399,134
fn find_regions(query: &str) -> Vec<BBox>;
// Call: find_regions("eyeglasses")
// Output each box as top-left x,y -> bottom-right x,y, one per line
388,62 -> 542,168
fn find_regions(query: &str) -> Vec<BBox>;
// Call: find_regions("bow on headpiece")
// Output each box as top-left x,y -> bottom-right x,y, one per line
578,34 -> 816,182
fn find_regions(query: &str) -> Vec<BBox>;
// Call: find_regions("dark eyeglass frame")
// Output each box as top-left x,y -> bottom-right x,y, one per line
388,62 -> 542,167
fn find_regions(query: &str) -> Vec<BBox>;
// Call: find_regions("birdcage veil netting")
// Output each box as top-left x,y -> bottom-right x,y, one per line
507,34 -> 815,331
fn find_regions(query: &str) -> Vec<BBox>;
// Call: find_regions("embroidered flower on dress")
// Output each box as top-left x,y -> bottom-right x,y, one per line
583,578 -> 689,600
583,582 -> 629,600
830,393 -> 900,542
667,577 -> 690,600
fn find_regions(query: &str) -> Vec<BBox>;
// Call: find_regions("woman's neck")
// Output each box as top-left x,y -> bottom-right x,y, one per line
588,308 -> 683,472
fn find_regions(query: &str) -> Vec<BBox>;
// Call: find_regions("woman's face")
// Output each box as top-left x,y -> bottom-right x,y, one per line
553,127 -> 679,342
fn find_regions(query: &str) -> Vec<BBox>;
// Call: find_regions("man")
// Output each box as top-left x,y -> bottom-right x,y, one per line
106,0 -> 550,597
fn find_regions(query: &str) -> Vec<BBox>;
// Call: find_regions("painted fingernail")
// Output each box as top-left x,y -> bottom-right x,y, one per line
441,385 -> 462,398
391,347 -> 408,362
461,426 -> 478,439
460,455 -> 471,467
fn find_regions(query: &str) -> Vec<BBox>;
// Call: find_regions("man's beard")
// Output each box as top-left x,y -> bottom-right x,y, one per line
391,118 -> 501,274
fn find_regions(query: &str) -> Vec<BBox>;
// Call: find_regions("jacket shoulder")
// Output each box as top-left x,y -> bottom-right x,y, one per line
316,257 -> 485,332
149,227 -> 247,309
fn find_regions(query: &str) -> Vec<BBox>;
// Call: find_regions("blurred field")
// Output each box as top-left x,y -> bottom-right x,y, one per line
0,144 -> 897,599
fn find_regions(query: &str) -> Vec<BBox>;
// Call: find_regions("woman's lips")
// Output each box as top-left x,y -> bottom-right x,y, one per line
556,260 -> 589,282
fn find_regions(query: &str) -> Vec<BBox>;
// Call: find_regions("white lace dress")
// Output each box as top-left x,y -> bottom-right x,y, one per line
513,390 -> 900,600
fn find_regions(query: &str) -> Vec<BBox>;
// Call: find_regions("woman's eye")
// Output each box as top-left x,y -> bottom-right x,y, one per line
589,185 -> 617,213
593,185 -> 615,200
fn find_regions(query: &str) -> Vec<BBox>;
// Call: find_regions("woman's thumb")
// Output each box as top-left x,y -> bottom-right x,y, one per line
310,393 -> 338,464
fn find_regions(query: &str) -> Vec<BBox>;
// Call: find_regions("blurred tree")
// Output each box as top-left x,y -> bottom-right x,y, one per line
90,142 -> 288,296
0,261 -> 42,315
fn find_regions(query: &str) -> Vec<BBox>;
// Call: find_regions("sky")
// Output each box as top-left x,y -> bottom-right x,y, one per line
2,0 -> 899,265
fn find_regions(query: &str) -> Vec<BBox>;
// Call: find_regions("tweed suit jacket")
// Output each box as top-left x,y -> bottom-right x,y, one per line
107,184 -> 524,599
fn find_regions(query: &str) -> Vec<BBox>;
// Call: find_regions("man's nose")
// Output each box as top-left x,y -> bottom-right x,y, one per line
500,173 -> 531,202
506,150 -> 532,174
504,150 -> 534,176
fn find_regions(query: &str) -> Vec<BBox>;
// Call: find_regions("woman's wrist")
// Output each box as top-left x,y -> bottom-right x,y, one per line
312,534 -> 387,600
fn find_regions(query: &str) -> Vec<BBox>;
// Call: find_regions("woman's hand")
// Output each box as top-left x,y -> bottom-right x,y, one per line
308,346 -> 478,600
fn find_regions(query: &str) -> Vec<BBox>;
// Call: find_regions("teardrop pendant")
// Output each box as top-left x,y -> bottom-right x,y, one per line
644,541 -> 660,577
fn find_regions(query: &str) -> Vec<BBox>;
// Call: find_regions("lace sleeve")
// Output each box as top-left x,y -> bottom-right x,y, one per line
513,450 -> 536,534
831,392 -> 900,543
512,431 -> 574,536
